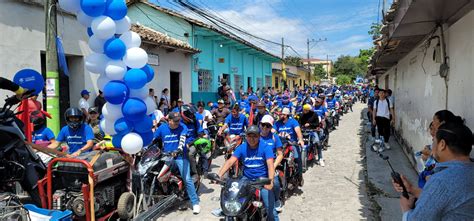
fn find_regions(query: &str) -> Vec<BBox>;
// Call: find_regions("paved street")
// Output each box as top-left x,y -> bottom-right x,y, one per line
158,103 -> 373,221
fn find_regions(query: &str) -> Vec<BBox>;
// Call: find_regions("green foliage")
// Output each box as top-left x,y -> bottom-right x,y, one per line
332,55 -> 362,78
313,64 -> 326,79
336,75 -> 352,85
368,23 -> 381,37
283,56 -> 303,66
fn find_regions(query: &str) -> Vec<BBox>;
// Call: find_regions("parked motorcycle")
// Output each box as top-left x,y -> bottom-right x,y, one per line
0,91 -> 45,207
207,173 -> 272,221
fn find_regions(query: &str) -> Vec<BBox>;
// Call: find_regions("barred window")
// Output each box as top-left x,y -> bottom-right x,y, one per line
265,76 -> 272,88
234,74 -> 243,90
198,69 -> 212,92
256,77 -> 263,90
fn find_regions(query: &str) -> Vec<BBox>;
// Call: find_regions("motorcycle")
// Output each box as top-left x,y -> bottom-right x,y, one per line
223,134 -> 243,178
327,109 -> 338,130
0,91 -> 45,207
277,136 -> 301,203
207,173 -> 272,221
133,144 -> 201,216
301,128 -> 318,171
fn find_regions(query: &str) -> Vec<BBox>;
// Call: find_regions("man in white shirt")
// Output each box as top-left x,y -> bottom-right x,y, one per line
372,89 -> 395,149
79,89 -> 90,120
197,101 -> 213,130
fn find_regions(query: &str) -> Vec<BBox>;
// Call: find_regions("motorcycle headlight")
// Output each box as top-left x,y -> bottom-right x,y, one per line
224,200 -> 242,214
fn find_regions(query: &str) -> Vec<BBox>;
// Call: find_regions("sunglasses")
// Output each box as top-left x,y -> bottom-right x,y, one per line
261,123 -> 272,128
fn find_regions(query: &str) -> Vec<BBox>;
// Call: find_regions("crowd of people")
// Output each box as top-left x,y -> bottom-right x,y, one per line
2,75 -> 473,220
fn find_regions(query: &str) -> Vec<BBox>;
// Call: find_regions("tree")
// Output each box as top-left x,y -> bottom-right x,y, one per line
332,55 -> 362,79
313,64 -> 326,79
368,22 -> 381,38
283,56 -> 303,66
335,75 -> 352,85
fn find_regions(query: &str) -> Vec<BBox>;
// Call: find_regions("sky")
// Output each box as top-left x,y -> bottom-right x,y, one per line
149,0 -> 384,60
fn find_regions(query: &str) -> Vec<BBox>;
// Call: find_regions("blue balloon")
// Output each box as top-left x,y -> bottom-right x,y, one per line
105,0 -> 127,20
138,131 -> 154,146
87,27 -> 94,37
123,69 -> 148,89
133,115 -> 153,133
114,117 -> 133,134
13,69 -> 44,95
103,80 -> 130,104
141,64 -> 154,83
81,0 -> 107,17
112,133 -> 124,148
104,37 -> 126,60
122,98 -> 147,122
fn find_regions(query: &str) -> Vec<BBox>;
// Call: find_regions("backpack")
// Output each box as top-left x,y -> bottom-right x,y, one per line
375,98 -> 391,119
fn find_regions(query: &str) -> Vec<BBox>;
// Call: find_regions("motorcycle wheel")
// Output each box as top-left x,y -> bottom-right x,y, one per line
301,149 -> 307,172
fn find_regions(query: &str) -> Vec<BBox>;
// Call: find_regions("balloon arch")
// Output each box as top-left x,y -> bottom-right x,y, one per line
59,0 -> 156,154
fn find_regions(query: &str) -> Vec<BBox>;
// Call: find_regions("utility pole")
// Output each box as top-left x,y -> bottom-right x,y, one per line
45,0 -> 60,134
281,37 -> 287,90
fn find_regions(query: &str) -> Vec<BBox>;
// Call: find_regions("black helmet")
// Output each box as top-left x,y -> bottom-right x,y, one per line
31,110 -> 46,131
180,104 -> 195,124
65,107 -> 84,130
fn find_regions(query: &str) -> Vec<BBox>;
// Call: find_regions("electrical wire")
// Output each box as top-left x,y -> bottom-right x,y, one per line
135,4 -> 187,40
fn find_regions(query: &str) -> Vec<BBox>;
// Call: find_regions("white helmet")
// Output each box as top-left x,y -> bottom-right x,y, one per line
335,90 -> 341,96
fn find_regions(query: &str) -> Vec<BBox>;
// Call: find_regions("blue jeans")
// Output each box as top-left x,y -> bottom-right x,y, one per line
292,145 -> 303,176
309,132 -> 323,160
273,174 -> 281,205
174,158 -> 200,205
241,177 -> 279,221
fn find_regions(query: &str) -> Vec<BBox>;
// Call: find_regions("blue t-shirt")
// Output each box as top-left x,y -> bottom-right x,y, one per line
32,126 -> 55,143
153,123 -> 188,157
225,114 -> 248,135
274,118 -> 300,142
239,99 -> 248,110
313,105 -> 328,117
326,98 -> 337,109
233,141 -> 274,180
260,133 -> 283,158
182,116 -> 204,144
278,101 -> 293,109
57,124 -> 94,154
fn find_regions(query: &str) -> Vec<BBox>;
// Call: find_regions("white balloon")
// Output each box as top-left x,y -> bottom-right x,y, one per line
102,103 -> 123,121
119,31 -> 141,49
77,10 -> 94,27
58,0 -> 80,14
88,35 -> 106,53
123,47 -> 148,69
115,16 -> 131,35
97,74 -> 111,92
121,133 -> 143,154
85,53 -> 110,74
144,96 -> 156,115
91,16 -> 116,40
100,119 -> 117,136
129,87 -> 149,100
105,60 -> 127,80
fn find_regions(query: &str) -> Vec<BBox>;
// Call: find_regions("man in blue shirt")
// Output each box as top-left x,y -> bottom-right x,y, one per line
273,107 -> 305,186
218,104 -> 248,136
48,108 -> 94,157
393,122 -> 474,221
217,125 -> 279,221
31,110 -> 55,145
238,93 -> 249,111
171,98 -> 184,113
180,105 -> 208,177
153,112 -> 201,214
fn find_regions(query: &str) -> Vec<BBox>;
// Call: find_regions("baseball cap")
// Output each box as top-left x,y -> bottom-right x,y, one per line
88,107 -> 98,114
281,107 -> 291,115
81,89 -> 90,96
177,98 -> 183,103
246,125 -> 260,135
260,115 -> 274,126
256,101 -> 265,108
217,99 -> 224,104
168,112 -> 181,122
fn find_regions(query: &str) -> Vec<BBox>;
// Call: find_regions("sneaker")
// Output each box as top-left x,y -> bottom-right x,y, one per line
378,147 -> 385,153
211,208 -> 223,217
193,205 -> 201,214
375,139 -> 382,144
319,160 -> 325,167
385,143 -> 391,150
275,201 -> 283,212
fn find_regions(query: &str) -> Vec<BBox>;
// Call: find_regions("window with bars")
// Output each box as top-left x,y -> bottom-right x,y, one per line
265,76 -> 272,88
234,74 -> 242,91
198,69 -> 212,92
256,77 -> 263,90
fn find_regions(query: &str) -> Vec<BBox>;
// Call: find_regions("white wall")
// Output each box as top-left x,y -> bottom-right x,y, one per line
377,11 -> 474,158
0,1 -> 93,107
144,46 -> 192,103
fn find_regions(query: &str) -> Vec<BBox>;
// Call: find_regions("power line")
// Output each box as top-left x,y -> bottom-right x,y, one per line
135,4 -> 186,39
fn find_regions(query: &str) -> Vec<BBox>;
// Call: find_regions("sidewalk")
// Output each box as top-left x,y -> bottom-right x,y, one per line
362,111 -> 418,221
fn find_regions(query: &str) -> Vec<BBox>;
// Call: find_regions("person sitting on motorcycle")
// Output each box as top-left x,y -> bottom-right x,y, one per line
211,99 -> 230,125
298,104 -> 325,166
216,125 -> 279,221
238,93 -> 249,111
181,105 -> 208,178
244,95 -> 259,115
253,101 -> 269,126
48,108 -> 94,157
260,115 -> 284,212
87,107 -> 104,142
263,95 -> 273,109
326,93 -> 339,113
153,112 -> 201,214
273,107 -> 305,186
218,104 -> 248,136
31,110 -> 55,145
278,95 -> 294,113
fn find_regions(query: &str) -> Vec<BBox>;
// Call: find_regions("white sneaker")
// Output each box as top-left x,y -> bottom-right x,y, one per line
319,160 -> 325,167
275,201 -> 283,212
375,139 -> 382,144
385,142 -> 391,150
193,205 -> 201,214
